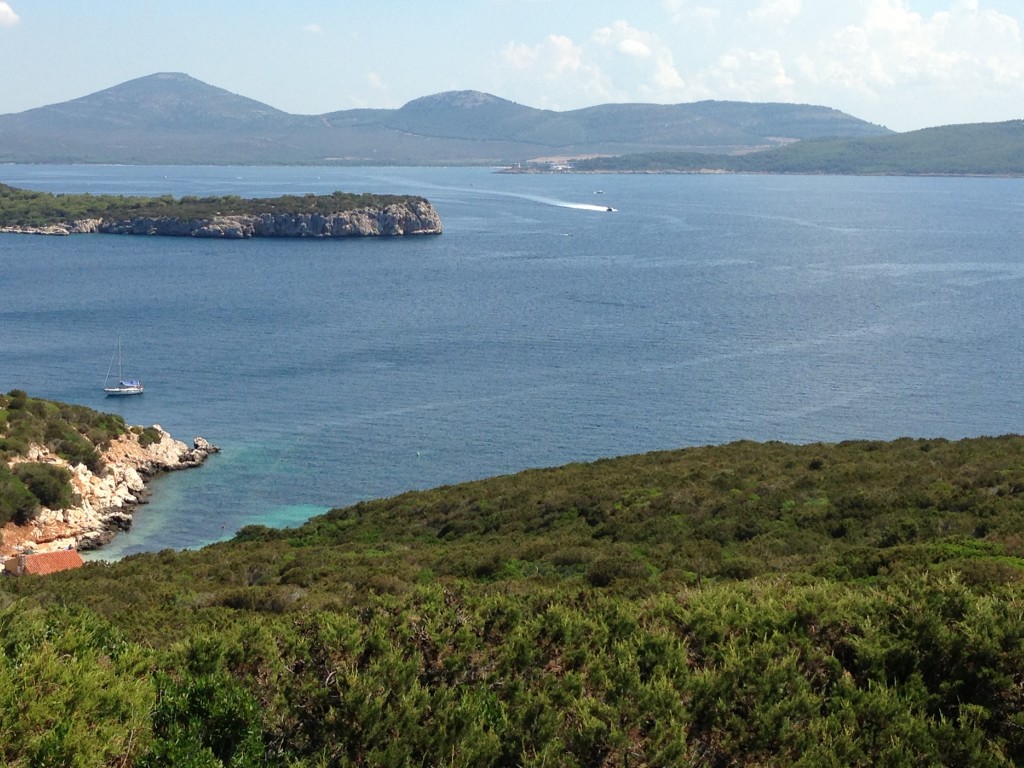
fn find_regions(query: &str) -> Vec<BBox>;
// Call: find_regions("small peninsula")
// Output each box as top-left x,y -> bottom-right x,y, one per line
0,390 -> 218,555
0,184 -> 443,238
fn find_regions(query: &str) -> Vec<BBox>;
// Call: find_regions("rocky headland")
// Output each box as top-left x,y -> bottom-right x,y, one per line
1,427 -> 218,556
0,199 -> 443,238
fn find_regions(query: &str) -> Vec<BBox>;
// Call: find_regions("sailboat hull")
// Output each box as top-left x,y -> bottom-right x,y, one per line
103,383 -> 144,396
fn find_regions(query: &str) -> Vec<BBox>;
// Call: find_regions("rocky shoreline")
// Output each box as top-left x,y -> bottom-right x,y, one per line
1,427 -> 218,556
0,199 -> 443,238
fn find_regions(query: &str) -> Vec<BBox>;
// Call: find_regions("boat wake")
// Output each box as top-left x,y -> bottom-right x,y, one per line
519,194 -> 616,212
354,176 -> 617,212
557,201 -> 617,212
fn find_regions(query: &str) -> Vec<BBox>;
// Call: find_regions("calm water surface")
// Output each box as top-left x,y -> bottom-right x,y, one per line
2,165 -> 1023,557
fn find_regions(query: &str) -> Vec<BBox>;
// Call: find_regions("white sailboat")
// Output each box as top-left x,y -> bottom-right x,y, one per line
103,338 -> 144,396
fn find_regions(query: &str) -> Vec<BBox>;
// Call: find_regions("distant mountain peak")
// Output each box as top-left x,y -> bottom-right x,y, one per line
151,71 -> 196,81
401,91 -> 517,111
35,71 -> 292,129
99,71 -> 218,95
64,72 -> 288,123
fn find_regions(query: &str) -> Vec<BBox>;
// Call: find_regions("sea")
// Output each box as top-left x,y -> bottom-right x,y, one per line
2,165 -> 1023,559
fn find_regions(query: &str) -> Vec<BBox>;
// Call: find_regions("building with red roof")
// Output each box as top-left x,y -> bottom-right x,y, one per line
3,549 -> 85,576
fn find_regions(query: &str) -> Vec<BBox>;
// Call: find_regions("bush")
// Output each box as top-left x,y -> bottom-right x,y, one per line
586,553 -> 650,588
0,466 -> 38,526
53,436 -> 102,472
0,437 -> 30,461
138,670 -> 264,767
13,463 -> 75,512
138,427 -> 162,448
5,390 -> 27,410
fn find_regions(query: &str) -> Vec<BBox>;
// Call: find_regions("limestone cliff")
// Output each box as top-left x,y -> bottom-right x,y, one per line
1,427 -> 218,556
0,199 -> 443,238
0,218 -> 103,236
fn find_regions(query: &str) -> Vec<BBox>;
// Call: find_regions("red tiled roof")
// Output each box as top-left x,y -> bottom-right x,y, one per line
14,550 -> 85,575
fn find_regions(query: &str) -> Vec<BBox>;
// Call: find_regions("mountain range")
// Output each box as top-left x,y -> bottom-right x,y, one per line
0,72 -> 893,166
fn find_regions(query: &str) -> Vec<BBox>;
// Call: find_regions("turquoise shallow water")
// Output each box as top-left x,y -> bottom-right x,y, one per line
2,166 -> 1023,557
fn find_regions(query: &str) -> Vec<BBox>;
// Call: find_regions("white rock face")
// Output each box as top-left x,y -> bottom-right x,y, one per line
1,427 -> 219,555
96,200 -> 443,238
0,218 -> 103,235
2,201 -> 444,239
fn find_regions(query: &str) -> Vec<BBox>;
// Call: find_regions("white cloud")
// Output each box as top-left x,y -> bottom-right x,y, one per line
803,1 -> 1024,99
701,48 -> 795,99
500,34 -> 583,78
662,0 -> 720,28
590,20 -> 687,97
652,50 -> 687,92
747,0 -> 802,25
669,0 -> 1024,127
618,38 -> 652,58
493,1 -> 1024,128
593,21 -> 655,58
0,2 -> 19,27
498,34 -> 613,107
303,23 -> 324,35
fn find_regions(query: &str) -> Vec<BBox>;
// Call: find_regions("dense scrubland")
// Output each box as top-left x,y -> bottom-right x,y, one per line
2,394 -> 1024,765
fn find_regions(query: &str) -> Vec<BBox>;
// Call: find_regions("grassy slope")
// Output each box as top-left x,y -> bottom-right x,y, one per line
2,396 -> 1024,764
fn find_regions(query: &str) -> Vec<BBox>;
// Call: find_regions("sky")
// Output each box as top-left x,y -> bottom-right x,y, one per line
1,0 -> 1023,132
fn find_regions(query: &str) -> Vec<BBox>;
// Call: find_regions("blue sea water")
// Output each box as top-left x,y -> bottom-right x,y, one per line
2,165 -> 1023,558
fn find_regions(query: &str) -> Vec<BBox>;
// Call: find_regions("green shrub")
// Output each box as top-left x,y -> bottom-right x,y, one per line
54,436 -> 102,472
0,466 -> 37,525
0,437 -> 30,461
0,606 -> 153,768
13,462 -> 74,512
1,393 -> 124,467
138,670 -> 264,768
137,426 -> 162,447
5,389 -> 27,409
585,552 -> 651,588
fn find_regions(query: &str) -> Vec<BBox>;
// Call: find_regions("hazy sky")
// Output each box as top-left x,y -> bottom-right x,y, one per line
2,0 -> 1022,131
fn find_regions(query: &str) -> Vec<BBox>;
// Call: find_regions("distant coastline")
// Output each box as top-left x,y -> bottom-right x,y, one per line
497,164 -> 1021,178
500,120 -> 1024,177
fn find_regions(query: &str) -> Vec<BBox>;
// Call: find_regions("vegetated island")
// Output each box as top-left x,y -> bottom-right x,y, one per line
2,392 -> 1024,766
0,183 -> 443,238
0,389 -> 217,554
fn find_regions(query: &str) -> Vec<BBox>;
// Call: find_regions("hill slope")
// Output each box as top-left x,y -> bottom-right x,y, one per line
2,403 -> 1024,765
0,72 -> 890,165
11,71 -> 305,132
572,119 -> 1024,175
